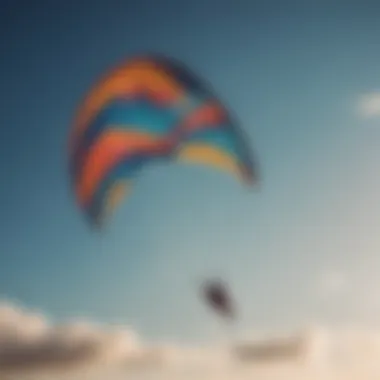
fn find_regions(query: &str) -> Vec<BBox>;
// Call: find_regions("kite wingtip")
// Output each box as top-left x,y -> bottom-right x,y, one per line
88,215 -> 105,233
243,174 -> 261,191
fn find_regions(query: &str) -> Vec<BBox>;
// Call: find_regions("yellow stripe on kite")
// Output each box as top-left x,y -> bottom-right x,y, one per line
102,180 -> 131,223
177,143 -> 242,181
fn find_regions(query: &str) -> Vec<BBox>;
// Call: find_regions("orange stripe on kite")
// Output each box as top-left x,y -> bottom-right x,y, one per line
76,130 -> 160,206
69,64 -> 185,153
180,102 -> 226,133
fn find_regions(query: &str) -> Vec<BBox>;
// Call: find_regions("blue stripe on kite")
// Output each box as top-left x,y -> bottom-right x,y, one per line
84,98 -> 181,137
180,126 -> 243,161
70,98 -> 181,182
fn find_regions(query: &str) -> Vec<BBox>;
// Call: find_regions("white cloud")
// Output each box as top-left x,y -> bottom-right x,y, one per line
0,300 -> 166,378
357,92 -> 380,119
2,300 -> 380,379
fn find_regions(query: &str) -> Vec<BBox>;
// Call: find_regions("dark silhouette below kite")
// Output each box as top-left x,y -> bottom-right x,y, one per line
201,279 -> 236,321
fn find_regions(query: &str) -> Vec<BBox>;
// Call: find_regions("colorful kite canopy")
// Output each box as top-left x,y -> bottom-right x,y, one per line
69,54 -> 258,227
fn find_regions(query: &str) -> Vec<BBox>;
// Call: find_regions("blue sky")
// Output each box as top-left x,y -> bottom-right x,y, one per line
1,0 -> 380,346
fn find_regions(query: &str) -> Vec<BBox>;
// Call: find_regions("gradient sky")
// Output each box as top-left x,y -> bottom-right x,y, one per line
1,0 -> 380,345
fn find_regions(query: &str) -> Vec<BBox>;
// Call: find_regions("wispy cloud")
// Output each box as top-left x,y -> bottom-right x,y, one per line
1,300 -> 380,379
357,92 -> 380,119
315,270 -> 348,298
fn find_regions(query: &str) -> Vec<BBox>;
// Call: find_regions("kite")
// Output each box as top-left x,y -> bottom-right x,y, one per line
68,54 -> 258,227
